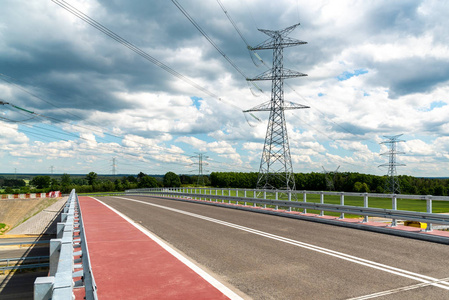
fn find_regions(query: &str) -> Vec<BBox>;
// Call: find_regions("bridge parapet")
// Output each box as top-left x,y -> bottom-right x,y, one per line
34,189 -> 97,300
126,188 -> 449,233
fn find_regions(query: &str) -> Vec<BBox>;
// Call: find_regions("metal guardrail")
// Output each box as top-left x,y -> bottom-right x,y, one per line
0,255 -> 49,266
126,187 -> 449,232
34,189 -> 98,300
0,240 -> 50,247
0,256 -> 49,273
1,263 -> 49,272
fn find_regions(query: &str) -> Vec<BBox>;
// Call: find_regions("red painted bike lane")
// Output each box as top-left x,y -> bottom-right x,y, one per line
77,196 -> 235,300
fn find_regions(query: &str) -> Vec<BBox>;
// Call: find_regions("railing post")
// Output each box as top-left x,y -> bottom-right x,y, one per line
340,193 -> 345,219
253,189 -> 257,207
236,189 -> 239,205
263,190 -> 267,208
34,277 -> 55,300
426,195 -> 433,231
275,191 -> 278,210
319,192 -> 324,216
288,190 -> 292,212
303,192 -> 307,214
49,239 -> 61,275
391,195 -> 397,227
362,193 -> 369,223
244,190 -> 247,206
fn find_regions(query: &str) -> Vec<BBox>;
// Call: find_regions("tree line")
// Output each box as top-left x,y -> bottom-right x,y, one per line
210,172 -> 449,196
2,171 -> 449,196
0,171 -> 183,194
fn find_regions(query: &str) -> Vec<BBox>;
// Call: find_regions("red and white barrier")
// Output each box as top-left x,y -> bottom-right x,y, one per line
0,191 -> 61,200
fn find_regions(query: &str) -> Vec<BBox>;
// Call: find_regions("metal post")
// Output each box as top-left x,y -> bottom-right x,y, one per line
253,189 -> 257,207
275,191 -> 278,210
49,239 -> 61,276
264,190 -> 267,208
288,191 -> 292,212
244,190 -> 247,206
34,277 -> 55,300
303,192 -> 307,214
340,193 -> 345,219
391,195 -> 397,227
426,196 -> 433,231
363,193 -> 369,223
319,192 -> 324,216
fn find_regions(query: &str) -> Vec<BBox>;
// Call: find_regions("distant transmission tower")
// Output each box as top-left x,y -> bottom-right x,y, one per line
322,166 -> 340,191
111,157 -> 117,175
379,134 -> 405,194
191,153 -> 208,186
50,166 -> 54,175
244,23 -> 309,190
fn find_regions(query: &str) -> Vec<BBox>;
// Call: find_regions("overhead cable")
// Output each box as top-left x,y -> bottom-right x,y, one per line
171,0 -> 263,94
51,0 -> 243,113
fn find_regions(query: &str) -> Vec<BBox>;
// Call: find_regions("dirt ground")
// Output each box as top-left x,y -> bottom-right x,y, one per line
0,198 -> 59,233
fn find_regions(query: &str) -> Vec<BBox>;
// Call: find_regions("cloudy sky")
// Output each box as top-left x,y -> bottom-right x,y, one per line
1,0 -> 449,177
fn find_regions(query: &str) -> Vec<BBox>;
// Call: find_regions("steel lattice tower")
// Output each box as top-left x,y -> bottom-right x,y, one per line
191,153 -> 208,186
244,23 -> 309,190
379,134 -> 405,194
322,166 -> 340,191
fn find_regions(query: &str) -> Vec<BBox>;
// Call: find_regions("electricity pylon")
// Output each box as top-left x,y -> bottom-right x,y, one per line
190,153 -> 208,186
111,157 -> 117,175
322,166 -> 340,191
379,134 -> 405,194
244,23 -> 309,190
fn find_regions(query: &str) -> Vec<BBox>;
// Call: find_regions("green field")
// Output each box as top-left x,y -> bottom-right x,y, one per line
178,188 -> 449,218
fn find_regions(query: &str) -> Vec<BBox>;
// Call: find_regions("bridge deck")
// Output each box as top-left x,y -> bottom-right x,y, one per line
76,196 -> 231,300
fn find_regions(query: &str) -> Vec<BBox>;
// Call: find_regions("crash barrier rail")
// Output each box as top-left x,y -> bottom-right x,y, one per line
0,240 -> 49,247
0,256 -> 49,273
34,189 -> 97,300
126,188 -> 449,232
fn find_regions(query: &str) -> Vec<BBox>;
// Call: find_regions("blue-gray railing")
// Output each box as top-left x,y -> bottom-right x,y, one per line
0,256 -> 49,273
34,189 -> 97,300
126,187 -> 449,232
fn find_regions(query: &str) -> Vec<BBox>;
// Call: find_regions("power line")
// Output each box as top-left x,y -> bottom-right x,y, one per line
215,0 -> 267,68
172,0 -> 248,80
51,0 -> 244,113
215,3 -> 384,164
213,3 -> 378,145
4,97 -> 264,172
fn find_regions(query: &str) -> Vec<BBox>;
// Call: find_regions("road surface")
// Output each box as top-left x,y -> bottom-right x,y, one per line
97,195 -> 449,299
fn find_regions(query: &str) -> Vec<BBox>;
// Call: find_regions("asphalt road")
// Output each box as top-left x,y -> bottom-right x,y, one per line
99,195 -> 449,300
0,246 -> 48,260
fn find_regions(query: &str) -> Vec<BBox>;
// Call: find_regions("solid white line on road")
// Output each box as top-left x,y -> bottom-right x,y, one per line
347,277 -> 449,299
113,196 -> 449,291
90,197 -> 244,300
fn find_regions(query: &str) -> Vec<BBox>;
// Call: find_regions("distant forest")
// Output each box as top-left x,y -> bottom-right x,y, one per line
210,172 -> 449,196
1,171 -> 449,196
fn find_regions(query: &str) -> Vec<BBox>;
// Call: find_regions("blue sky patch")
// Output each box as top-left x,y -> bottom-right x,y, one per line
419,101 -> 447,112
318,92 -> 325,97
191,96 -> 202,109
337,69 -> 368,81
429,101 -> 447,111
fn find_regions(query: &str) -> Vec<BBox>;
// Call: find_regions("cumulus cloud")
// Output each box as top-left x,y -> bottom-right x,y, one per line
1,0 -> 448,176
